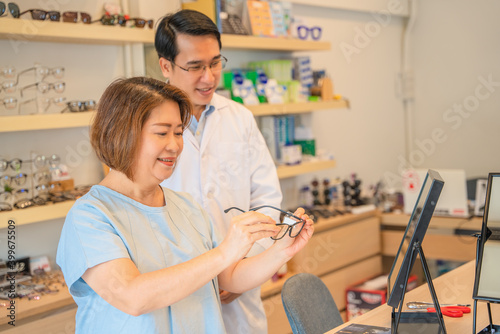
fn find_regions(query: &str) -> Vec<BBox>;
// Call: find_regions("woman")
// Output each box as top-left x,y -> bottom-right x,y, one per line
56,77 -> 314,333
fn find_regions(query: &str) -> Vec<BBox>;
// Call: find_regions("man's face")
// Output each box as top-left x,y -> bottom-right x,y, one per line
160,33 -> 222,115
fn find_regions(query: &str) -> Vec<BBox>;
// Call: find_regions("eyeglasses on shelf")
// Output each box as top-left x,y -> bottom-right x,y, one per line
1,97 -> 17,110
16,66 -> 64,83
0,65 -> 16,79
224,204 -> 306,240
20,81 -> 65,97
1,80 -> 17,94
0,154 -> 61,172
0,173 -> 27,187
297,25 -> 322,41
20,96 -> 67,113
0,202 -> 12,212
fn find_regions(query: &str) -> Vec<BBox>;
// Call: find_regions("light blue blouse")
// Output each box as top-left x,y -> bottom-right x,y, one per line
56,185 -> 225,334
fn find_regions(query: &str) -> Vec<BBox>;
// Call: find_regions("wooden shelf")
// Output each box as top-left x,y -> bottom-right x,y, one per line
221,34 -> 330,51
0,112 -> 95,133
0,18 -> 154,45
0,100 -> 349,132
0,18 -> 330,51
0,272 -> 74,328
277,160 -> 336,179
247,99 -> 349,116
0,200 -> 75,228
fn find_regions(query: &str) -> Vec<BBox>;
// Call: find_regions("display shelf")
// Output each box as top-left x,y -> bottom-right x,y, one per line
0,18 -> 330,51
277,160 -> 336,179
0,272 -> 74,328
0,200 -> 75,228
247,99 -> 349,116
0,112 -> 95,133
221,34 -> 330,51
0,18 -> 153,45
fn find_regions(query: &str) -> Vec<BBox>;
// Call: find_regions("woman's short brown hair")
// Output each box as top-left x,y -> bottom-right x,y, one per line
90,77 -> 192,179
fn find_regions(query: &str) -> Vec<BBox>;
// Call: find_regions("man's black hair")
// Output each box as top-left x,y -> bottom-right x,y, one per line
155,9 -> 222,61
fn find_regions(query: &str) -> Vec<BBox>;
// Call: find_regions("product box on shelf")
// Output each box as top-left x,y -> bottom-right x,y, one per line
346,274 -> 418,321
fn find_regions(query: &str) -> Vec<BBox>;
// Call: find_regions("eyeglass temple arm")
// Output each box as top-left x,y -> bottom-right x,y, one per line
19,82 -> 39,97
224,207 -> 246,214
15,67 -> 36,84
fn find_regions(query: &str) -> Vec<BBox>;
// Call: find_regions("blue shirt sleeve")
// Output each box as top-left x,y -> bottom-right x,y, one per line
56,199 -> 130,297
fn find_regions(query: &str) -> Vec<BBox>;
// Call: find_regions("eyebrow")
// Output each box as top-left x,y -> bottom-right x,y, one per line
185,54 -> 222,65
151,123 -> 183,128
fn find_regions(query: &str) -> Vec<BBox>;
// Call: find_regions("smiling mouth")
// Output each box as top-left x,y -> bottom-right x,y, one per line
158,158 -> 175,163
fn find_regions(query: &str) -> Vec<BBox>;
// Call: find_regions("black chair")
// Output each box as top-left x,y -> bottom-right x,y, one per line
281,273 -> 343,334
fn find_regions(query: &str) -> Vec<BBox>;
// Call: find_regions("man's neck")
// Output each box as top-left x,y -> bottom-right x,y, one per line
193,103 -> 208,121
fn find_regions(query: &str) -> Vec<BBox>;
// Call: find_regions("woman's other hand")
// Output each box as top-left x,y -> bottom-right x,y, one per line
273,207 -> 314,258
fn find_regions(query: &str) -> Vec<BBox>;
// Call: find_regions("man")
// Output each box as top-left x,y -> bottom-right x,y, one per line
155,9 -> 283,334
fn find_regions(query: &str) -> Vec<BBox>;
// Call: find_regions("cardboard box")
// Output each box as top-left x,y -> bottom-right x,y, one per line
346,274 -> 418,321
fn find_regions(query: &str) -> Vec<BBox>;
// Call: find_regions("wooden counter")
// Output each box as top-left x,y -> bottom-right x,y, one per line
381,213 -> 482,262
328,260 -> 500,333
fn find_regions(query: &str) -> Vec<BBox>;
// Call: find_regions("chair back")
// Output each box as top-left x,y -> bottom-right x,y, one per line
281,273 -> 343,334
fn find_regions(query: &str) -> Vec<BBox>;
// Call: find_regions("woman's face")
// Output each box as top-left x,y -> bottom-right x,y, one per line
134,100 -> 184,184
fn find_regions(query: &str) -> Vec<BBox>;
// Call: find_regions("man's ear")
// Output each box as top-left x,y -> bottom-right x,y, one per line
159,57 -> 172,79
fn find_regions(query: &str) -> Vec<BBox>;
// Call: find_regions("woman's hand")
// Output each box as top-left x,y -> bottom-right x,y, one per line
218,211 -> 280,264
272,207 -> 314,258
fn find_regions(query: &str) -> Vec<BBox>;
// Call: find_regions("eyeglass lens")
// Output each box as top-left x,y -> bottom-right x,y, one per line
1,97 -> 17,110
1,66 -> 16,78
297,26 -> 322,40
62,11 -> 91,24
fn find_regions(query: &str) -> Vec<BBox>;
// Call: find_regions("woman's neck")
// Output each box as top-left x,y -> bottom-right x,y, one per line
99,170 -> 165,207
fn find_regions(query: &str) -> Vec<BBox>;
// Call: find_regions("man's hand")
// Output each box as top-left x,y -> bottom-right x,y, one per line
219,289 -> 242,304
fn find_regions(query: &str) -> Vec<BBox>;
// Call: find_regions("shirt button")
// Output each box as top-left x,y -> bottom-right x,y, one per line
207,192 -> 214,199
196,131 -> 200,136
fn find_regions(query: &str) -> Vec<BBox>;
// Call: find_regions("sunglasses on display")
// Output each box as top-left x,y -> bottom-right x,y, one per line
128,17 -> 153,28
62,11 -> 91,24
6,3 -> 60,21
92,14 -> 127,26
61,100 -> 96,113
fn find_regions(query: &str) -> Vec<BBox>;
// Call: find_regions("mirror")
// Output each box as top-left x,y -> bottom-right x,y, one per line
473,173 -> 500,301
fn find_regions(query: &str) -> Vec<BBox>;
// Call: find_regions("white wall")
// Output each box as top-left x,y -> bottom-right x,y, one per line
410,0 -> 500,179
280,3 -> 407,207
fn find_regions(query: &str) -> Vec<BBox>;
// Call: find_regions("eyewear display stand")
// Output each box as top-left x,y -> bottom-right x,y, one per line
472,173 -> 500,334
391,242 -> 447,334
472,233 -> 500,334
